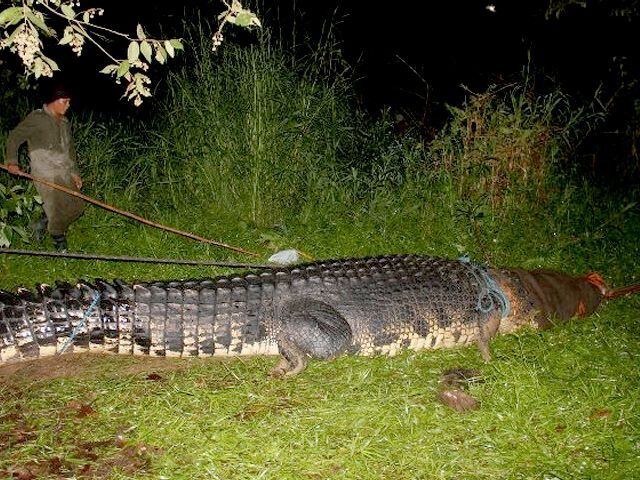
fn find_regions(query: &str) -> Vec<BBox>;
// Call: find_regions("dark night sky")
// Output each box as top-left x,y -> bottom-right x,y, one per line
20,0 -> 640,123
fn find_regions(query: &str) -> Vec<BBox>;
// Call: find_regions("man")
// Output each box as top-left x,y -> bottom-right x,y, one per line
4,84 -> 84,251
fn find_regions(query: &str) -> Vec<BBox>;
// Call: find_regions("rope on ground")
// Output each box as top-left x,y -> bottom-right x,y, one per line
605,283 -> 640,299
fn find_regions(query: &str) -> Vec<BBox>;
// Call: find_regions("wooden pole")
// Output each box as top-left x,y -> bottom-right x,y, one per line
0,164 -> 259,257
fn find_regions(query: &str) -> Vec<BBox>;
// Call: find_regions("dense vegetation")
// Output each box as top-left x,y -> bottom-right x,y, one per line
1,28 -> 639,479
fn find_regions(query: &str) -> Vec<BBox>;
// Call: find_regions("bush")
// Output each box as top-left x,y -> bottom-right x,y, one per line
0,182 -> 42,247
426,82 -> 604,207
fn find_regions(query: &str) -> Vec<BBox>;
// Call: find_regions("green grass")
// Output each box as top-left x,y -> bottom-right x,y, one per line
1,186 -> 639,478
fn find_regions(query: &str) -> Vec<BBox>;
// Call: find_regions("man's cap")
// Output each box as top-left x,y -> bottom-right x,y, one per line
45,83 -> 72,103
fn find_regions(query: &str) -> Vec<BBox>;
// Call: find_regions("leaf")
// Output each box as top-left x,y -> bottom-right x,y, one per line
235,11 -> 254,27
127,41 -> 140,63
116,61 -> 130,78
164,40 -> 174,58
169,39 -> 184,51
41,55 -> 59,73
154,44 -> 166,64
99,64 -> 118,74
33,58 -> 43,79
76,404 -> 96,417
2,25 -> 20,46
59,31 -> 73,45
26,11 -> 51,35
61,4 -> 75,19
13,226 -> 29,242
0,226 -> 10,248
140,41 -> 152,62
4,198 -> 17,213
136,24 -> 146,40
0,7 -> 22,27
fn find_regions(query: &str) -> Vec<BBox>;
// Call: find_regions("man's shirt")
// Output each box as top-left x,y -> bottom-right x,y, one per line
5,108 -> 79,176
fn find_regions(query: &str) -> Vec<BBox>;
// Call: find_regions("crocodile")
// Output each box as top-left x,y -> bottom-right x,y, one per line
0,254 -> 623,376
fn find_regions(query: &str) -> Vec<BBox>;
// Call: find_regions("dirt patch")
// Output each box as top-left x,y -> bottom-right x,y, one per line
0,413 -> 36,451
66,400 -> 98,418
589,408 -> 613,420
0,353 -> 193,383
0,437 -> 159,479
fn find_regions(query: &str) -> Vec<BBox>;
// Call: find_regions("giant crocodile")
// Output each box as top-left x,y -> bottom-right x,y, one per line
0,254 -> 621,375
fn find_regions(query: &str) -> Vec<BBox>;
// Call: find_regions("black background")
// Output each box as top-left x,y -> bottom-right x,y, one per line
9,1 -> 640,135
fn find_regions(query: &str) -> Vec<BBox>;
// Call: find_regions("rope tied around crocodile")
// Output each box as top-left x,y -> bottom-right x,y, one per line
57,289 -> 101,355
459,256 -> 511,319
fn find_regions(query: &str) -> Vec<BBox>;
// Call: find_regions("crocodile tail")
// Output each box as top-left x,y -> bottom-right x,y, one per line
1,275 -> 279,365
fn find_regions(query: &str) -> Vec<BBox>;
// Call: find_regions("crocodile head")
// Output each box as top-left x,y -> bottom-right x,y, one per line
495,268 -> 606,333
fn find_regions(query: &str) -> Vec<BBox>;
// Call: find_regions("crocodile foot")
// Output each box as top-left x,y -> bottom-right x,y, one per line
270,339 -> 309,377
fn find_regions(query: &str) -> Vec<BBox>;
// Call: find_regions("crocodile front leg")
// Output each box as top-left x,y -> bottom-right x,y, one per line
475,311 -> 502,362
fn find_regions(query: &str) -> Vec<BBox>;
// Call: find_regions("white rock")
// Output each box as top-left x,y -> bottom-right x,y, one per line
268,249 -> 301,265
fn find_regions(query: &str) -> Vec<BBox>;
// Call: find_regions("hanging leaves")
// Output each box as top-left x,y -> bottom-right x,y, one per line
140,41 -> 152,62
127,41 -> 140,63
0,0 -> 261,106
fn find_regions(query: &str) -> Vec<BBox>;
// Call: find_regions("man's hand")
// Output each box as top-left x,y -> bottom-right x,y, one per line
71,174 -> 83,190
4,164 -> 22,175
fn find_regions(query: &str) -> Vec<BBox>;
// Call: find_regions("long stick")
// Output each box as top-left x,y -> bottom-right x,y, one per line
0,164 -> 259,257
0,249 -> 274,269
605,283 -> 640,299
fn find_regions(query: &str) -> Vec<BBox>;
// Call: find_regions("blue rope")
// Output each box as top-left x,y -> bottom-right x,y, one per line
57,290 -> 101,355
459,256 -> 511,318
477,267 -> 511,318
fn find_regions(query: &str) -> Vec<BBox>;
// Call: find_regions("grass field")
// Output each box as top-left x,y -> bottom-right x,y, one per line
1,198 -> 639,479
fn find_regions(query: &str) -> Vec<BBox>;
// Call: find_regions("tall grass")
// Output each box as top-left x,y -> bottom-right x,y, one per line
157,40 -> 365,224
75,27 -> 606,229
1,24 -> 634,280
427,82 -> 604,206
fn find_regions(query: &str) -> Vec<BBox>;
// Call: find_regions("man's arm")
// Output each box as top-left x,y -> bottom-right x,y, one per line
4,112 -> 38,171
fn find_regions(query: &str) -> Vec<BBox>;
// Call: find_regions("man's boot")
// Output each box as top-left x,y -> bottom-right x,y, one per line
30,215 -> 48,242
52,234 -> 68,252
